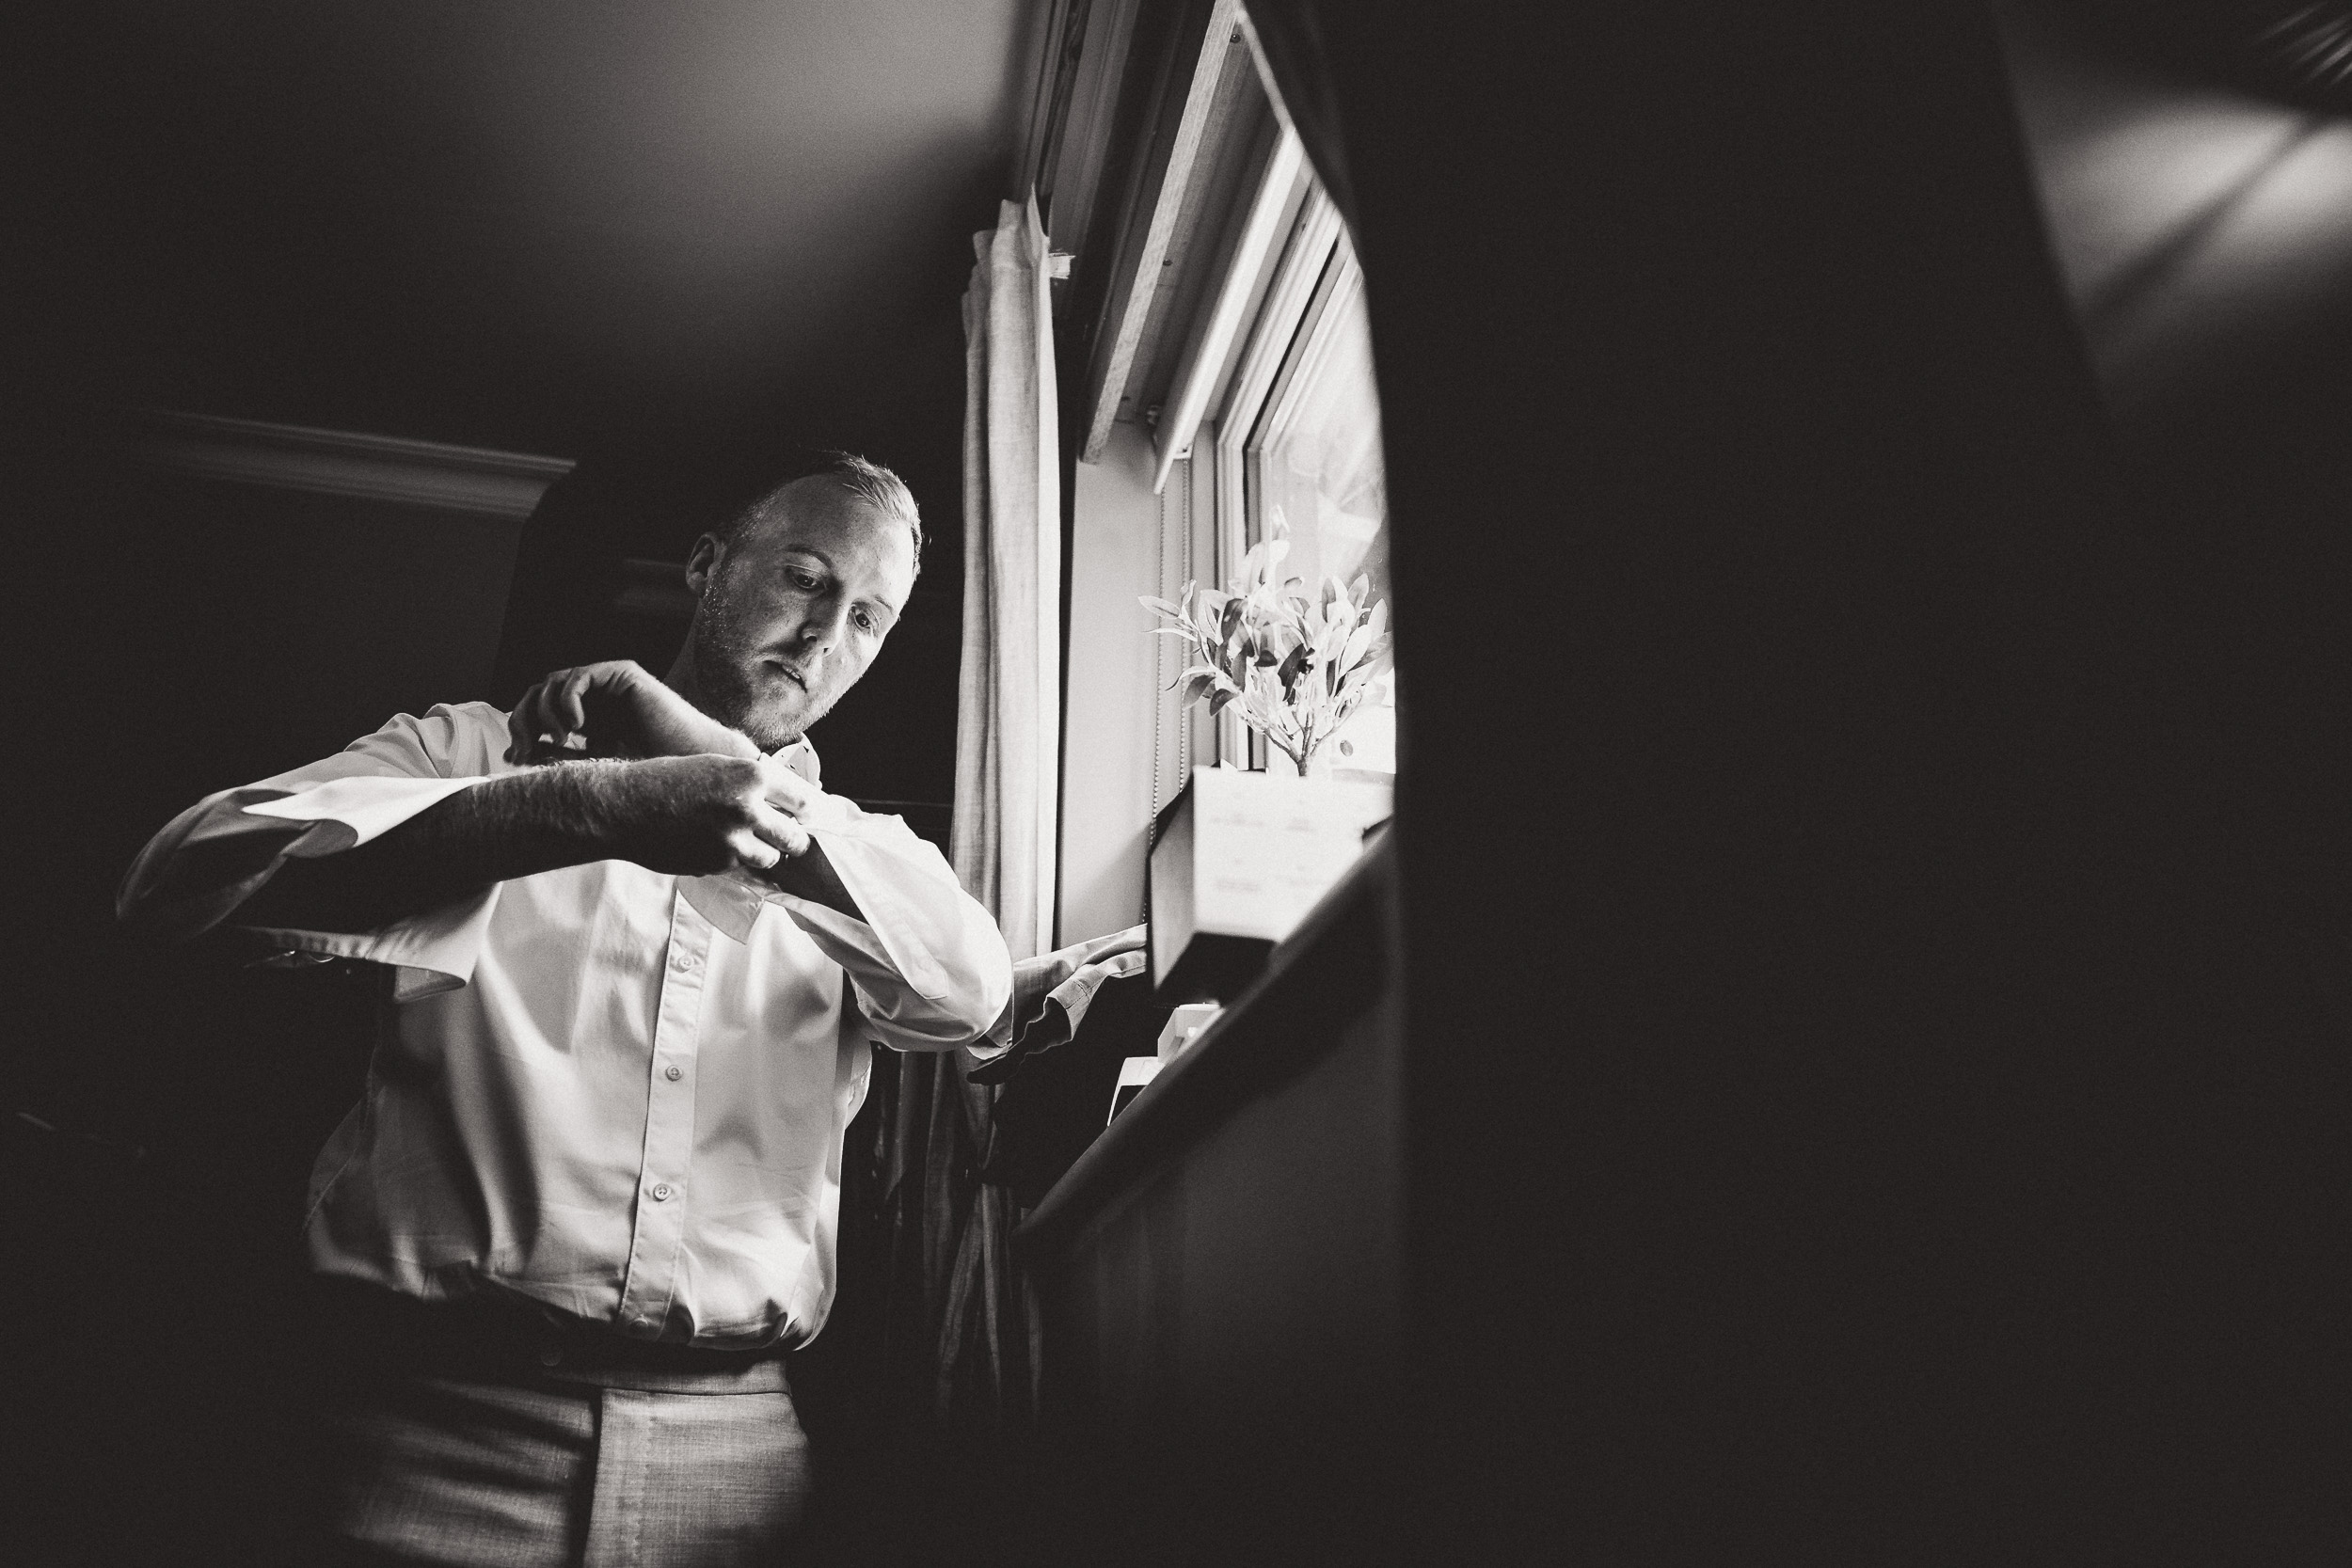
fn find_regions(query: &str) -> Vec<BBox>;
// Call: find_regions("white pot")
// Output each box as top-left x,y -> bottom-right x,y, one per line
1146,766 -> 1392,1002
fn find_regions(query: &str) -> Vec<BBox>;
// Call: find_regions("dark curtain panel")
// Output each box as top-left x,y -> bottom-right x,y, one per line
866,1052 -> 1034,1433
1240,0 -> 1356,232
792,1026 -> 1042,1564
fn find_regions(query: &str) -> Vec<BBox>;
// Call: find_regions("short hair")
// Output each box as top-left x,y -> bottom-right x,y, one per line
716,451 -> 924,580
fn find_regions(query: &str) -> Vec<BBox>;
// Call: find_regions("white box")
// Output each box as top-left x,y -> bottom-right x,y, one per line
1147,768 -> 1391,1002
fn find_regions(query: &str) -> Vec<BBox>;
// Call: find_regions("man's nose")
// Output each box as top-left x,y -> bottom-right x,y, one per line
799,598 -> 852,653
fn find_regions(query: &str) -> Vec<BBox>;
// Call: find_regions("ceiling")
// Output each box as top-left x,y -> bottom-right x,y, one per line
3,0 -> 1041,483
2054,0 -> 2352,114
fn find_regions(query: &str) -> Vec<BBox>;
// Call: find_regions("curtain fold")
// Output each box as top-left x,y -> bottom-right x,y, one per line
867,195 -> 1061,1441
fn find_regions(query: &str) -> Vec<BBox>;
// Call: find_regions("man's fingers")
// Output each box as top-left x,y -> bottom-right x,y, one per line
725,827 -> 782,871
508,668 -> 629,764
750,801 -> 812,860
534,674 -> 589,752
550,672 -> 580,736
509,683 -> 565,762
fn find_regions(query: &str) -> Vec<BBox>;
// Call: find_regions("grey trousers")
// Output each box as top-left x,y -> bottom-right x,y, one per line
317,1356 -> 813,1566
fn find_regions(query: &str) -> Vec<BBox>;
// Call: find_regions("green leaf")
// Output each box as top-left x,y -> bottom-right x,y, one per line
1315,611 -> 1350,668
1277,642 -> 1312,698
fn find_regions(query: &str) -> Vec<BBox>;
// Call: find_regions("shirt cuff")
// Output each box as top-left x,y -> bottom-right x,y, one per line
239,884 -> 503,1002
773,799 -> 968,1002
243,774 -> 485,855
231,774 -> 498,994
749,795 -> 1010,1040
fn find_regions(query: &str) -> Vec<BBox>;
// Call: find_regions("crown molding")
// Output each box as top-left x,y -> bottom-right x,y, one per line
113,407 -> 574,520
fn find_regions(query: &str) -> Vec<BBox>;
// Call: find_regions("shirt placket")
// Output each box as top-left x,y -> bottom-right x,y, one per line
613,888 -> 711,1339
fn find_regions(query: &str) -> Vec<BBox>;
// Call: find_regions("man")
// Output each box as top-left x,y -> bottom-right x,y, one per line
118,454 -> 1014,1565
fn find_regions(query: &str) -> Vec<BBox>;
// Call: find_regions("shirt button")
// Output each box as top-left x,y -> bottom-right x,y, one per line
651,1182 -> 672,1201
537,1346 -> 563,1369
664,1065 -> 683,1082
671,952 -> 698,973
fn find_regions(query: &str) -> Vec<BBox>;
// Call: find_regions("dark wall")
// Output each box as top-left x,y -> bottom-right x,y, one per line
0,440 -> 523,1560
7,453 -> 525,1085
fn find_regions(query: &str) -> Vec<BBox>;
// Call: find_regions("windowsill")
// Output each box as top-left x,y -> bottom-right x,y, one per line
1013,822 -> 1398,1258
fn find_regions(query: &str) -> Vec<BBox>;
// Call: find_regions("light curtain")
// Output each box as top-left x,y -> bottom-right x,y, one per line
865,194 -> 1061,1439
954,193 -> 1061,958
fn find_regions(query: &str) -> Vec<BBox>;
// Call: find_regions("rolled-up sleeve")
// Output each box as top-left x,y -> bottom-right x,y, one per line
757,799 -> 1013,1053
116,703 -> 512,998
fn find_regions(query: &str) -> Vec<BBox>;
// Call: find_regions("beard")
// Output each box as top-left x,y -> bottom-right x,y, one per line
687,585 -> 839,752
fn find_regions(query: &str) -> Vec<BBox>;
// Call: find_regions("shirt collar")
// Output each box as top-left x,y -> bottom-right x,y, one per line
766,736 -> 820,785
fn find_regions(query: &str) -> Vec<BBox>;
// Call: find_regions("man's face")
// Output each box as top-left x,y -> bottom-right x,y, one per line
682,481 -> 916,752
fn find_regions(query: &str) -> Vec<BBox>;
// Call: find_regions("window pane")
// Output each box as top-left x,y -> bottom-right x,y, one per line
1251,244 -> 1395,780
1260,267 -> 1390,612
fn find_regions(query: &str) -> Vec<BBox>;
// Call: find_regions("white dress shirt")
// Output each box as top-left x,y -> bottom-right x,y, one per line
118,703 -> 1013,1350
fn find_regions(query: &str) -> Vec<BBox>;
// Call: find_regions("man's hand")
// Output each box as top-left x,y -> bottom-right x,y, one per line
612,754 -> 814,876
507,661 -> 758,766
615,754 -> 863,918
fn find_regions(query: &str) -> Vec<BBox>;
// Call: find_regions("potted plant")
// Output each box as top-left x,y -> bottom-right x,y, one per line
1139,515 -> 1391,776
1136,517 -> 1395,1001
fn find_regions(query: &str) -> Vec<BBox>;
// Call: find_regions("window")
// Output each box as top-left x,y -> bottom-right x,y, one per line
1043,0 -> 1399,932
1048,0 -> 1398,834
1230,222 -> 1393,780
1182,149 -> 1397,783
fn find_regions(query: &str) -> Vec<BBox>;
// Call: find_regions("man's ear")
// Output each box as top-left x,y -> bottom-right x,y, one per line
682,533 -> 723,599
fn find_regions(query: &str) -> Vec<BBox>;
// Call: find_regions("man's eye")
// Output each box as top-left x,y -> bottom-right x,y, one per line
853,611 -> 877,634
791,572 -> 820,591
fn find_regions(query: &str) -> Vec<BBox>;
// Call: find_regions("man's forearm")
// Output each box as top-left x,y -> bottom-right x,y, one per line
235,762 -> 640,933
